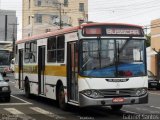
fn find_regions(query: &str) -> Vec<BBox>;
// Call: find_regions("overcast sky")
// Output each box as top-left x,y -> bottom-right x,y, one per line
89,0 -> 160,26
1,0 -> 160,39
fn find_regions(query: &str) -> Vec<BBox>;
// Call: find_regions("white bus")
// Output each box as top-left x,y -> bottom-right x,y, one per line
15,23 -> 148,110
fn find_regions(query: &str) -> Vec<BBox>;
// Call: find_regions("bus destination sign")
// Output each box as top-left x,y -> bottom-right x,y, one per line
82,26 -> 143,37
106,28 -> 141,36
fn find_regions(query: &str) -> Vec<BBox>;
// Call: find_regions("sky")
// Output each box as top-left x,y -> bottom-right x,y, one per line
89,0 -> 160,26
0,0 -> 160,39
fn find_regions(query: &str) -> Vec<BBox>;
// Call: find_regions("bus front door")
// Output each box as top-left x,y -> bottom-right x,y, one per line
18,49 -> 24,89
67,42 -> 78,102
38,46 -> 45,95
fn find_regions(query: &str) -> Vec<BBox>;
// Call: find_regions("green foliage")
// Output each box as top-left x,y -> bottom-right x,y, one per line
145,33 -> 151,47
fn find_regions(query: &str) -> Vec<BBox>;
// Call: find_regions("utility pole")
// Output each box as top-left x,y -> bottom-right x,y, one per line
5,15 -> 8,41
31,15 -> 34,36
59,3 -> 62,29
9,23 -> 18,58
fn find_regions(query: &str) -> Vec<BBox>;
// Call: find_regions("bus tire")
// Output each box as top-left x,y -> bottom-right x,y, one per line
111,105 -> 123,111
58,85 -> 68,110
25,80 -> 31,98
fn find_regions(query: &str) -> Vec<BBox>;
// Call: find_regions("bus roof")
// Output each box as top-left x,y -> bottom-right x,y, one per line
16,22 -> 143,44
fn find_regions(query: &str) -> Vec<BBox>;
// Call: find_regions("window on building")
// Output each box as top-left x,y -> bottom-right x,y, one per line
28,16 -> 30,24
64,0 -> 68,7
24,41 -> 37,63
29,0 -> 31,8
47,36 -> 65,63
79,3 -> 84,12
37,0 -> 42,6
35,14 -> 42,23
28,33 -> 31,37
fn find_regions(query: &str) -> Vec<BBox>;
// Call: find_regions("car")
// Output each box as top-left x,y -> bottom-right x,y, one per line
0,74 -> 11,102
147,70 -> 160,90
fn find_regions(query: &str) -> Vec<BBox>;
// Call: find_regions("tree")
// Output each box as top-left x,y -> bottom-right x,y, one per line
145,33 -> 151,47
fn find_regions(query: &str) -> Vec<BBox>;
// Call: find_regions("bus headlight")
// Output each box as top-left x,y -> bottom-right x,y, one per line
136,88 -> 147,96
81,89 -> 103,98
2,86 -> 9,91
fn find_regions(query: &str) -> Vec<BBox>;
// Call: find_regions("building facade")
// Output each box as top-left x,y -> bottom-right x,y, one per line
150,18 -> 160,77
22,0 -> 88,38
0,10 -> 17,41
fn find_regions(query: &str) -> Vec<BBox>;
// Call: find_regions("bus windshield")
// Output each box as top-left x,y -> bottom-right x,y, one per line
0,50 -> 10,65
80,38 -> 146,78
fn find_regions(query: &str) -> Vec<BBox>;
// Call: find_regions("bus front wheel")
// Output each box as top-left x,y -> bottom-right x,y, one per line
111,105 -> 123,111
58,85 -> 68,110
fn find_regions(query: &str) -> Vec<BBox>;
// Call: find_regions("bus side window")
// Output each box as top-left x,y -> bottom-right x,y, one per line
57,36 -> 65,63
47,36 -> 65,63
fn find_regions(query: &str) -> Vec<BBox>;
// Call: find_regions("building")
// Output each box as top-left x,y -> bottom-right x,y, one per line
0,10 -> 17,41
150,18 -> 160,77
22,0 -> 88,38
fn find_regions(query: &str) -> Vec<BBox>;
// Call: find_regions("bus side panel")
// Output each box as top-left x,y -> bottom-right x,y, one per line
45,75 -> 67,100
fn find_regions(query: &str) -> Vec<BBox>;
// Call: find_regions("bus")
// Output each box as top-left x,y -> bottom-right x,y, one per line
0,41 -> 13,76
15,23 -> 148,110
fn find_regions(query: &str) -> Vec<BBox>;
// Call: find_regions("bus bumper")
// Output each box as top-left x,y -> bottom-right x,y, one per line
79,93 -> 148,107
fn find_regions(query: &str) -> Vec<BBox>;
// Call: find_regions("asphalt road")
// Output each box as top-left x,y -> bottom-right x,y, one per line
0,74 -> 160,120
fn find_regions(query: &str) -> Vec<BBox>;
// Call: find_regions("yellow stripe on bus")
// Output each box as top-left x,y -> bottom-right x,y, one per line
45,65 -> 66,76
14,65 -> 88,78
15,65 -> 67,76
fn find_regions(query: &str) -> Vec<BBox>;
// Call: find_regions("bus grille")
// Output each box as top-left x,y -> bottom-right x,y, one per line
99,89 -> 136,98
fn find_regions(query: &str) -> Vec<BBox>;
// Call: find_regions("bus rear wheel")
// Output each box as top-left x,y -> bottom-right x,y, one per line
111,105 -> 123,111
58,85 -> 68,110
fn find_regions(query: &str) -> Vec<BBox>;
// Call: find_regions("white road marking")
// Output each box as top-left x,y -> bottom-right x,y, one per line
149,92 -> 160,96
11,95 -> 32,104
121,109 -> 139,114
4,108 -> 25,114
4,108 -> 35,120
0,95 -> 32,106
150,106 -> 160,110
30,107 -> 65,119
0,103 -> 32,106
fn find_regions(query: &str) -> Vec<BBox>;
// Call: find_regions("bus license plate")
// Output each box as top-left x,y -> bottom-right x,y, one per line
112,98 -> 124,103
